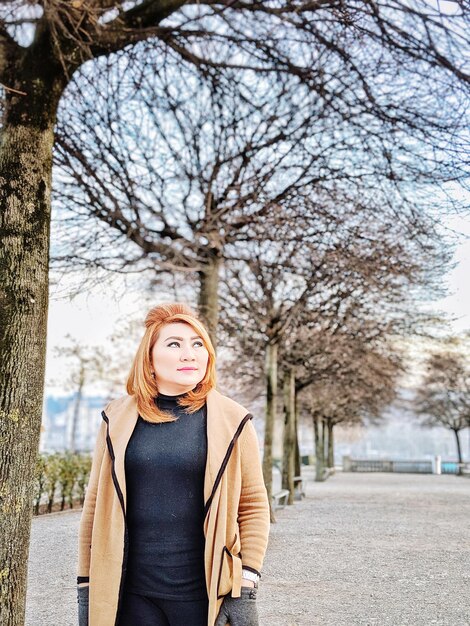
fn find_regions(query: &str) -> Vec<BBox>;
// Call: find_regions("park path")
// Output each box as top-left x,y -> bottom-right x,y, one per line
26,471 -> 470,626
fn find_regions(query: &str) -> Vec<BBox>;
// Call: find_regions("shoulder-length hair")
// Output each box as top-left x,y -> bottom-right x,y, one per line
126,302 -> 217,423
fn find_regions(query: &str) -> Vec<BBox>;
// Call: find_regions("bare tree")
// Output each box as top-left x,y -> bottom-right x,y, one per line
52,59 -> 326,341
414,349 -> 470,470
51,335 -> 107,451
217,189 -> 431,498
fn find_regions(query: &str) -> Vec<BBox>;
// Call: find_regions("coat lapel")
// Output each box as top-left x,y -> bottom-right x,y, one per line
204,388 -> 251,507
103,395 -> 138,512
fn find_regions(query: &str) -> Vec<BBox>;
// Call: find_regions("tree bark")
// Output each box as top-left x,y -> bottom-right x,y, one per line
263,340 -> 277,522
0,49 -> 66,624
197,251 -> 221,351
282,367 -> 295,504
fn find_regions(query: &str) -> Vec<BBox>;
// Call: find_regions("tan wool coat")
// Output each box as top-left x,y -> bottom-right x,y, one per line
77,387 -> 270,626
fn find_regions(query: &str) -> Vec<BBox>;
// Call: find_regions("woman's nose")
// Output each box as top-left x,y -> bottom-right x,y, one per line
180,345 -> 196,360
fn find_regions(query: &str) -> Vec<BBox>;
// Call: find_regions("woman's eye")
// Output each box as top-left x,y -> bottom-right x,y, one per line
167,341 -> 204,348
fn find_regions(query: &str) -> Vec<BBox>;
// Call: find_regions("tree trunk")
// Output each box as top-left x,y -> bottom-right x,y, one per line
282,368 -> 295,504
0,53 -> 66,624
467,420 -> 470,461
314,415 -> 325,482
294,394 -> 301,477
263,341 -> 277,522
327,419 -> 335,471
452,428 -> 463,472
322,417 -> 328,467
197,249 -> 221,351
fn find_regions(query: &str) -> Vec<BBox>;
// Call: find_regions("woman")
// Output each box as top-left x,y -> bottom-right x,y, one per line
77,302 -> 270,626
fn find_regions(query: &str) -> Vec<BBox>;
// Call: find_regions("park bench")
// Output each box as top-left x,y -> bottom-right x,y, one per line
272,488 -> 290,510
293,476 -> 305,500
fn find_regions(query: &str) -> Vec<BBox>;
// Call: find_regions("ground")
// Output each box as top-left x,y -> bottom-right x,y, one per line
26,470 -> 470,625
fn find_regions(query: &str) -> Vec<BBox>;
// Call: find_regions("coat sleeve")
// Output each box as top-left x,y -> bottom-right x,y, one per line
77,415 -> 108,585
237,418 -> 270,577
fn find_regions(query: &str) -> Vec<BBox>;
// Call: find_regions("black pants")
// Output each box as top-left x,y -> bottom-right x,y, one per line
117,589 -> 209,626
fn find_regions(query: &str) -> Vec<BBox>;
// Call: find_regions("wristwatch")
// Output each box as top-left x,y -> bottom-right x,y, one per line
242,568 -> 260,584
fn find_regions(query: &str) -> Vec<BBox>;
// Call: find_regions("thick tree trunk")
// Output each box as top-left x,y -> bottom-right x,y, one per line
197,250 -> 221,351
281,368 -> 295,504
263,340 -> 277,522
0,54 -> 66,624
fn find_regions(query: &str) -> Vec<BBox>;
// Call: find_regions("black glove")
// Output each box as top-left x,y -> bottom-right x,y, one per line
77,585 -> 89,626
214,585 -> 259,626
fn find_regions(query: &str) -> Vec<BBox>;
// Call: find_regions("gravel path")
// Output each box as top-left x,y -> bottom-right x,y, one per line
26,471 -> 470,626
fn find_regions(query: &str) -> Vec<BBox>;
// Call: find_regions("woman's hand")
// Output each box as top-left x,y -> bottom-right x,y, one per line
214,585 -> 259,626
77,584 -> 89,626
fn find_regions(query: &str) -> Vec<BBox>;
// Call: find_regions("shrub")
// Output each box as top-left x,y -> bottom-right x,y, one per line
33,451 -> 92,515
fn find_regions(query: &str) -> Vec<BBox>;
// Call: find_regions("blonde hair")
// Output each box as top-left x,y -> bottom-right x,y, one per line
126,303 -> 217,423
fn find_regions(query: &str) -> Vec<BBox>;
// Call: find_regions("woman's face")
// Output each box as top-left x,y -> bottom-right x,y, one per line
151,322 -> 209,396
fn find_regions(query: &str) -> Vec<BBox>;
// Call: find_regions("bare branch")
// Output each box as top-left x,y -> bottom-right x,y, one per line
89,0 -> 188,56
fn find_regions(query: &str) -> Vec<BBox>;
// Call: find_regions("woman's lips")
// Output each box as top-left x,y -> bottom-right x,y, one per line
178,368 -> 197,371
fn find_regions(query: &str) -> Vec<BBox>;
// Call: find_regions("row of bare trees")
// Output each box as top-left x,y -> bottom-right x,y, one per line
214,233 -> 408,507
1,1 -> 469,623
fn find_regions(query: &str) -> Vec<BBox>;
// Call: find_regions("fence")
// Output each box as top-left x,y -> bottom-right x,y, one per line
342,456 -> 466,475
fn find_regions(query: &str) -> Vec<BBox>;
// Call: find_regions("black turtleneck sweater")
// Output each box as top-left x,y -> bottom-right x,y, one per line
123,391 -> 208,600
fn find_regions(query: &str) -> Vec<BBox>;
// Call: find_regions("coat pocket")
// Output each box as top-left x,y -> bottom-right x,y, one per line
217,533 -> 242,598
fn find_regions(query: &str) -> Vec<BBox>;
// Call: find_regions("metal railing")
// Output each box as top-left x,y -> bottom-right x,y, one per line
342,456 -> 468,475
